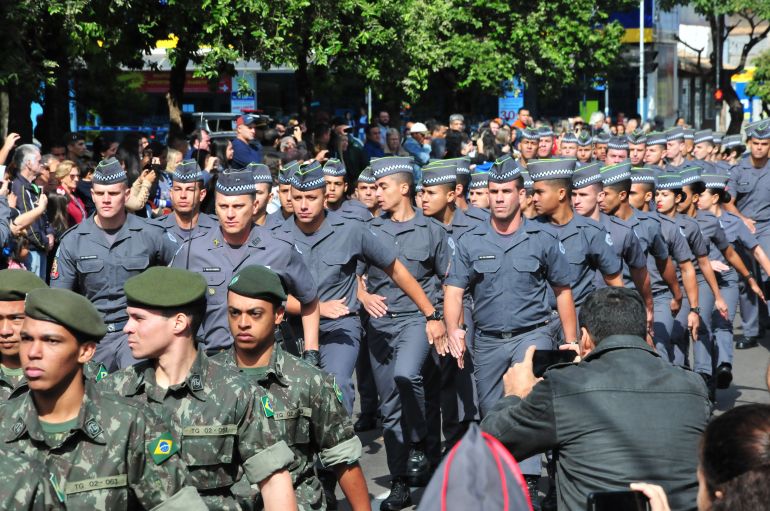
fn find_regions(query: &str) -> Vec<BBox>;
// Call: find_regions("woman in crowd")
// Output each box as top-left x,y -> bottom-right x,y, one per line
54,159 -> 86,226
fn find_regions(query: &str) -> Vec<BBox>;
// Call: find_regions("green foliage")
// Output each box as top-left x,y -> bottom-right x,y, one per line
747,49 -> 770,109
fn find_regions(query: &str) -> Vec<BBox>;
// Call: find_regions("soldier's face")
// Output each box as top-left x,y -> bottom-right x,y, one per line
0,301 -> 25,359
537,138 -> 553,158
560,143 -> 577,157
421,185 -> 455,218
532,181 -> 564,216
254,184 -> 272,217
629,144 -> 646,165
576,145 -> 593,162
216,193 -> 258,235
468,188 -> 489,209
488,181 -> 524,221
629,183 -> 652,210
92,183 -> 129,219
520,139 -> 538,159
644,145 -> 664,165
594,144 -> 607,162
750,138 -> 770,160
324,176 -> 347,206
356,183 -> 378,210
677,185 -> 696,213
124,306 -> 178,359
375,175 -> 409,212
171,182 -> 204,215
227,293 -> 284,351
605,149 -> 628,165
20,318 -> 95,392
291,187 -> 325,224
666,140 -> 684,160
571,185 -> 601,217
599,187 -> 623,216
693,142 -> 713,161
278,184 -> 294,214
655,189 -> 679,215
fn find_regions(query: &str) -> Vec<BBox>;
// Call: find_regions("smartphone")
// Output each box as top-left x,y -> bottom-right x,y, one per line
0,164 -> 6,181
587,491 -> 650,511
531,350 -> 577,377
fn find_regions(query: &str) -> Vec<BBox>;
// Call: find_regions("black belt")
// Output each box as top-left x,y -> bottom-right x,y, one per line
652,289 -> 671,297
385,311 -> 421,318
105,320 -> 127,334
478,320 -> 550,339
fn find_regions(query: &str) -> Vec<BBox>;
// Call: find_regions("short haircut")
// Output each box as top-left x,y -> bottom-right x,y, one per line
189,128 -> 208,145
364,124 -> 380,136
517,107 -> 528,115
541,178 -> 572,196
634,181 -> 654,195
456,173 -> 470,195
604,179 -> 632,195
13,144 -> 40,170
162,301 -> 205,339
391,171 -> 414,188
425,182 -> 455,194
579,287 -> 647,341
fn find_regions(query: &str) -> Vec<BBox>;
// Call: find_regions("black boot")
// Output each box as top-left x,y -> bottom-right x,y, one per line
380,477 -> 412,511
736,336 -> 759,350
318,468 -> 338,510
716,363 -> 733,389
406,442 -> 431,487
354,412 -> 378,432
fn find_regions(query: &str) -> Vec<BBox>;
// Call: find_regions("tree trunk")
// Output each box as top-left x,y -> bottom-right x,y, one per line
721,71 -> 743,135
166,56 -> 189,143
0,88 -> 8,140
40,58 -> 71,149
8,83 -> 33,142
295,35 -> 313,124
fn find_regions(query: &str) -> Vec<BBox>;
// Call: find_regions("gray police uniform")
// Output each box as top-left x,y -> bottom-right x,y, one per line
150,212 -> 218,254
264,211 -> 290,230
280,206 -> 397,414
597,213 -> 646,287
334,198 -> 373,223
365,157 -> 450,479
51,214 -> 176,371
446,217 -> 571,475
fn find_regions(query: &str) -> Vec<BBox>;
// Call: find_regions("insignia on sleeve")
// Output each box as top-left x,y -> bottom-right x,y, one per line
50,257 -> 59,280
679,227 -> 686,237
166,231 -> 177,243
261,395 -> 275,418
332,379 -> 344,404
447,237 -> 456,251
558,241 -> 566,254
605,233 -> 614,246
149,432 -> 179,465
95,364 -> 109,382
85,419 -> 102,438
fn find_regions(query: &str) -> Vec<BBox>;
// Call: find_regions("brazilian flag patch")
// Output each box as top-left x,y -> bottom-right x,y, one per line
333,379 -> 343,404
148,432 -> 179,465
261,395 -> 274,418
95,364 -> 109,382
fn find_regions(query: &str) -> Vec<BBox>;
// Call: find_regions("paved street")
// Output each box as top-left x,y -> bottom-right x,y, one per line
336,322 -> 770,510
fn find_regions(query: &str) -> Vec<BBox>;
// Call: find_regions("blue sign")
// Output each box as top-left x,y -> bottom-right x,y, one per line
609,0 -> 654,29
499,78 -> 525,124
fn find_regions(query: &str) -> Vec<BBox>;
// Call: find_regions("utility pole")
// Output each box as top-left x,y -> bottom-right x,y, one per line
639,0 -> 645,123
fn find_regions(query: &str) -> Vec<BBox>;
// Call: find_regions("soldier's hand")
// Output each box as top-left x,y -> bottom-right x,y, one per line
302,349 -> 321,367
320,298 -> 350,319
709,260 -> 730,273
687,311 -> 700,342
749,278 -> 766,301
360,292 -> 388,318
669,295 -> 682,316
743,216 -> 756,234
425,319 -> 447,351
715,296 -> 729,320
447,328 -> 466,366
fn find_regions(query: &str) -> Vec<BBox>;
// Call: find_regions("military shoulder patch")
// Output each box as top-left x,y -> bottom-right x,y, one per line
332,379 -> 344,404
261,395 -> 275,418
148,432 -> 179,465
95,364 -> 109,382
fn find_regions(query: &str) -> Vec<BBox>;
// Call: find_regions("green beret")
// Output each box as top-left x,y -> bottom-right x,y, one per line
228,265 -> 287,303
25,288 -> 107,341
125,267 -> 206,309
0,270 -> 47,301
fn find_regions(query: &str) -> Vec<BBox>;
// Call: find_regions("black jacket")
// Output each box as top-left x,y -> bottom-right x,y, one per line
481,335 -> 710,511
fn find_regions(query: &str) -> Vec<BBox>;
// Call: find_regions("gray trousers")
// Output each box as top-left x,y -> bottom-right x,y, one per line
367,313 -> 431,477
653,291 -> 678,363
713,278 -> 739,367
319,315 -> 363,415
673,282 -> 716,375
355,320 -> 379,417
93,330 -> 141,372
737,245 -> 761,337
474,325 -> 555,476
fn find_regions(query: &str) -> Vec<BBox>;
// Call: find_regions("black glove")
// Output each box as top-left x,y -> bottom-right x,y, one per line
302,349 -> 321,367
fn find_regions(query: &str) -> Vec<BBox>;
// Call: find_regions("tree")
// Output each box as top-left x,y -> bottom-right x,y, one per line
660,0 -> 770,133
746,49 -> 770,116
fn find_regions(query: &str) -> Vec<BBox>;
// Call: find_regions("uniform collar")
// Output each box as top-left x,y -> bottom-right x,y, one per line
449,207 -> 472,229
6,381 -> 107,446
77,214 -> 143,247
537,213 -> 581,240
477,217 -> 529,251
285,210 -> 340,247
583,334 -> 659,362
0,368 -> 28,399
374,208 -> 427,234
222,343 -> 290,387
464,205 -> 489,221
127,349 -> 209,402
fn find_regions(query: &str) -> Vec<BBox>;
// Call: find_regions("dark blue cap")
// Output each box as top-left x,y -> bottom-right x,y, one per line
216,169 -> 256,195
600,161 -> 632,185
371,156 -> 414,179
528,158 -> 576,182
488,155 -> 521,184
290,161 -> 326,191
246,163 -> 272,185
323,158 -> 346,177
92,157 -> 127,185
571,161 -> 603,189
172,159 -> 204,183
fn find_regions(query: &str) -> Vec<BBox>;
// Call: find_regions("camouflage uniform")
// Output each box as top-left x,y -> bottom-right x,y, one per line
0,446 -> 61,510
0,365 -> 27,400
100,349 -> 294,510
0,382 -> 203,510
214,343 -> 362,510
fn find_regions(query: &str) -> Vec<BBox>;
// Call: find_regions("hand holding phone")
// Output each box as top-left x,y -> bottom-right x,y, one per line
531,349 -> 578,377
587,491 -> 650,511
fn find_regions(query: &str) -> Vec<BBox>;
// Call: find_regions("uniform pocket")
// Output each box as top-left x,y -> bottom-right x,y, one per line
182,429 -> 237,490
202,269 -> 227,304
76,259 -> 105,273
274,409 -> 311,446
